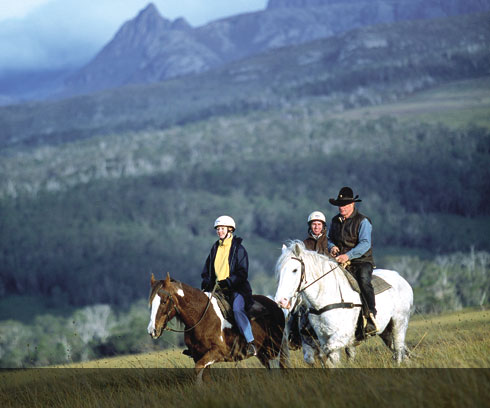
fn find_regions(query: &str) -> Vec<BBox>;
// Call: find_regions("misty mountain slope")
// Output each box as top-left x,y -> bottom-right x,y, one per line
1,76 -> 489,204
63,0 -> 490,95
1,11 -> 489,150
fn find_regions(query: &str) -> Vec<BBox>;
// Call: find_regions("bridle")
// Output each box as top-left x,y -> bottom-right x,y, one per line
154,283 -> 217,333
288,256 -> 362,314
291,256 -> 339,294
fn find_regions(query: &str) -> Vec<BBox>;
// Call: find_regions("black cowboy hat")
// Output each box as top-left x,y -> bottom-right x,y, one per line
329,186 -> 362,206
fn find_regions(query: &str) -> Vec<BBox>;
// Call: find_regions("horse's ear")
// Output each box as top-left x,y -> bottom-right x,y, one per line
165,272 -> 171,284
293,243 -> 302,257
151,273 -> 156,285
282,244 -> 287,253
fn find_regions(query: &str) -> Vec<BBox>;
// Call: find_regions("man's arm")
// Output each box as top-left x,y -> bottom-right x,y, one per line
345,218 -> 372,260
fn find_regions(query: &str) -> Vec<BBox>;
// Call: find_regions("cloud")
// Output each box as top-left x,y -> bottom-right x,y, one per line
0,0 -> 267,74
0,0 -> 53,21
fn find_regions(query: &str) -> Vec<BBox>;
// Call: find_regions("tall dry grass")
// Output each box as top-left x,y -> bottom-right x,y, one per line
1,308 -> 488,407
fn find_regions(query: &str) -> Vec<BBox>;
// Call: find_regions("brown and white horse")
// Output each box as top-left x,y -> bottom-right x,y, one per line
148,273 -> 289,381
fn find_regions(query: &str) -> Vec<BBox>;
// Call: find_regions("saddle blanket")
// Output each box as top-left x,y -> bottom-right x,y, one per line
343,267 -> 392,296
213,291 -> 234,322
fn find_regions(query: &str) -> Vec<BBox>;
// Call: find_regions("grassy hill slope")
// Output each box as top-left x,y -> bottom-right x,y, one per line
328,76 -> 490,128
0,309 -> 488,407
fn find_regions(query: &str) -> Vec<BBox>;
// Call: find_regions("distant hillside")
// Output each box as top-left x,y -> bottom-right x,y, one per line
1,11 -> 489,150
0,85 -> 489,308
63,0 -> 490,95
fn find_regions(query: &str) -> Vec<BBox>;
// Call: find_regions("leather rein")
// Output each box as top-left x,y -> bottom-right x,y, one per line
290,256 -> 362,314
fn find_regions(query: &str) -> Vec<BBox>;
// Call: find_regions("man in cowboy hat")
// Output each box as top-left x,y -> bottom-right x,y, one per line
327,187 -> 378,334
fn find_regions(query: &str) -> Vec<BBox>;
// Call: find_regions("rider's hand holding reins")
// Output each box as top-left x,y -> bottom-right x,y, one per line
218,279 -> 230,291
335,254 -> 350,268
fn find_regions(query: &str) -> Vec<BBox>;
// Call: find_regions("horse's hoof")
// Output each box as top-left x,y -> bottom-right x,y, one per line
245,342 -> 257,357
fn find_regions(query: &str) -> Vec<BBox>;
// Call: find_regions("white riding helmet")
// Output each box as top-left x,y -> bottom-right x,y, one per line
214,215 -> 236,230
307,211 -> 326,224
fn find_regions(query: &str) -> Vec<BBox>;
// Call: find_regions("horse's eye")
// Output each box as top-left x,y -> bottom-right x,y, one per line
292,268 -> 298,273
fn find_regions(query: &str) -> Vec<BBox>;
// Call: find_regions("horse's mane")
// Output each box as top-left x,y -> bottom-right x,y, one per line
275,240 -> 341,280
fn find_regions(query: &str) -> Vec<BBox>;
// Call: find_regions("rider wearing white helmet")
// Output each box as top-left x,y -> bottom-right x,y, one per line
289,210 -> 330,350
201,215 -> 256,357
303,211 -> 329,255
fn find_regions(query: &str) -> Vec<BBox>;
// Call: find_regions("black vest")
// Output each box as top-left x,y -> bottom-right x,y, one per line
329,209 -> 374,266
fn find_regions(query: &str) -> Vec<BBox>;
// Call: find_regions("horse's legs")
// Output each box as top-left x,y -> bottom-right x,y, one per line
279,332 -> 290,368
325,348 -> 341,367
194,349 -> 222,384
379,319 -> 395,352
391,315 -> 410,363
345,346 -> 356,361
302,342 -> 317,366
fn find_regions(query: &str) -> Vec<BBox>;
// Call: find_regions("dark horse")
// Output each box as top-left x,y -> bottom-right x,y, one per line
148,274 -> 289,381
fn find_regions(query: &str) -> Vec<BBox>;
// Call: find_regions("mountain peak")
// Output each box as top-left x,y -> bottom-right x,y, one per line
138,3 -> 160,18
132,2 -> 169,26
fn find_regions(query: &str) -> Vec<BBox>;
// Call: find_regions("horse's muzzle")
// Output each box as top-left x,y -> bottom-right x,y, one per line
149,328 -> 162,339
277,298 -> 291,310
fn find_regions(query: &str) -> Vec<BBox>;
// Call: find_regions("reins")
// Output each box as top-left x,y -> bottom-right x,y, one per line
291,256 -> 362,313
160,281 -> 218,333
292,256 -> 340,293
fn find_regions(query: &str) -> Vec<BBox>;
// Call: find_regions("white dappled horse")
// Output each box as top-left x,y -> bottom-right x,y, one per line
275,241 -> 413,366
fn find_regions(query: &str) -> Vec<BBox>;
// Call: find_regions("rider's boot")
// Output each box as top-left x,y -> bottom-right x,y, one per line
364,312 -> 379,335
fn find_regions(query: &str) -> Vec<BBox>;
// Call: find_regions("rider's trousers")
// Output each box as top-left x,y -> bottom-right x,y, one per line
349,262 -> 376,315
233,293 -> 254,343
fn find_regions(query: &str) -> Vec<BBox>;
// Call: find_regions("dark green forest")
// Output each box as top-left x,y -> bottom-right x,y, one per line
1,117 -> 489,308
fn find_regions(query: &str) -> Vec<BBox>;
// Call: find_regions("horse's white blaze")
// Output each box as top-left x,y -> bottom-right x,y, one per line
206,293 -> 233,331
177,289 -> 185,297
274,258 -> 302,309
147,294 -> 161,334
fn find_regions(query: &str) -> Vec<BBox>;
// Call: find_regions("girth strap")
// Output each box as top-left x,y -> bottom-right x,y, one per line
309,302 -> 362,315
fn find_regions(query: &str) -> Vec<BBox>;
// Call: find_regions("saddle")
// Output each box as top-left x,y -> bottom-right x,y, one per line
213,291 -> 235,322
213,291 -> 268,323
342,267 -> 392,296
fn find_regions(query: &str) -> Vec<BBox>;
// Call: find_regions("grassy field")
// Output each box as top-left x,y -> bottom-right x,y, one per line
1,308 -> 488,407
328,76 -> 490,128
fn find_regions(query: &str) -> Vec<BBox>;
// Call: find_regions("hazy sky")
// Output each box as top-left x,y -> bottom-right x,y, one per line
0,0 -> 268,74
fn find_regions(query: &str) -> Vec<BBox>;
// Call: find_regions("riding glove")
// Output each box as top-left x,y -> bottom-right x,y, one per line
218,279 -> 230,290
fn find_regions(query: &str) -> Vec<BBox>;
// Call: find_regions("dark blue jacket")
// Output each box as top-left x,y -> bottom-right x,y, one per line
201,236 -> 253,310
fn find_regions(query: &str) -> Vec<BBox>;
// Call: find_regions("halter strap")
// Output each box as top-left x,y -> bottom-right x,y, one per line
291,256 -> 340,293
160,282 -> 218,333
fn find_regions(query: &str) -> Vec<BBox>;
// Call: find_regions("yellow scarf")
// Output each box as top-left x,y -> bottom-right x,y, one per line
214,235 -> 232,281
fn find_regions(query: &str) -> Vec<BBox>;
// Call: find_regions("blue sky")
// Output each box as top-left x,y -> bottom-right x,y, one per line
0,0 -> 268,74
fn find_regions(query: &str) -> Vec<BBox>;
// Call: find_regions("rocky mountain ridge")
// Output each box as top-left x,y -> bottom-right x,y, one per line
2,11 -> 489,151
64,0 -> 490,96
